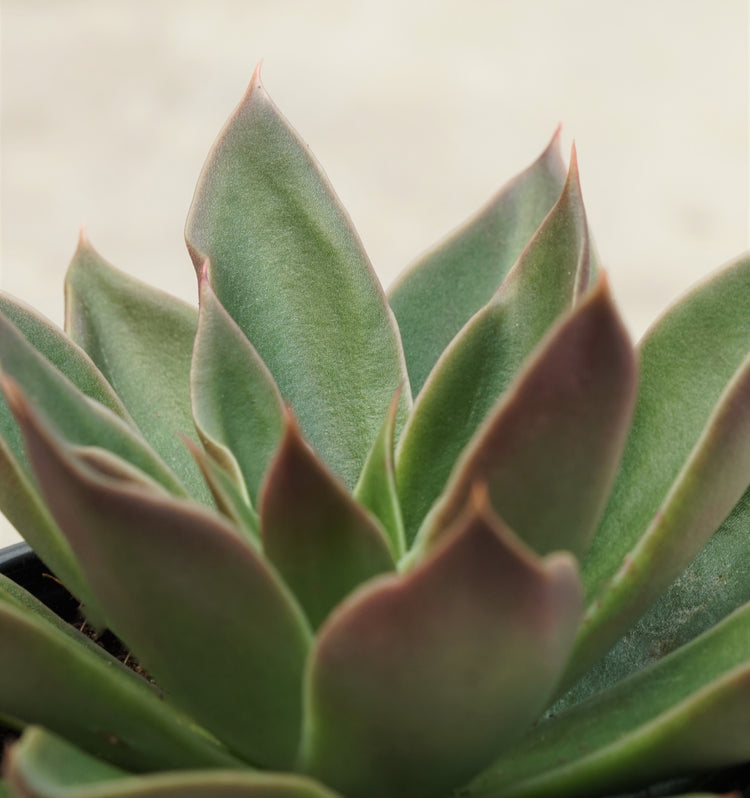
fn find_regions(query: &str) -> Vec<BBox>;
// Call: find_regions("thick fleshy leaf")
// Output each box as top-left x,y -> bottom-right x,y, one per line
388,129 -> 567,397
395,152 -> 590,543
568,255 -> 750,688
191,270 -> 284,508
8,386 -> 312,770
353,388 -> 406,559
417,277 -> 635,560
260,414 -> 395,630
6,728 -> 345,798
64,235 -> 210,504
466,601 -> 750,798
0,575 -> 242,772
300,493 -> 582,798
184,65 -> 411,489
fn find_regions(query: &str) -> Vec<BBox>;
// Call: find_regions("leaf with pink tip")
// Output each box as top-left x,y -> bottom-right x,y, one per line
65,237 -> 210,504
416,277 -> 635,560
300,494 -> 582,798
6,727 -> 345,798
260,414 -> 396,629
185,65 -> 411,489
191,272 -> 285,508
388,129 -> 567,397
7,384 -> 312,770
395,152 -> 590,544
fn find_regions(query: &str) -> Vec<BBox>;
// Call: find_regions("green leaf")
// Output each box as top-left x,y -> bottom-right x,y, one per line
300,493 -> 582,798
568,255 -> 750,688
260,413 -> 396,630
465,601 -> 750,798
6,728 -> 345,798
353,388 -> 406,559
10,389 -> 312,770
395,152 -> 590,544
0,575 -> 242,772
191,270 -> 284,508
184,65 -> 411,489
388,128 -> 567,397
416,277 -> 636,560
64,235 -> 210,504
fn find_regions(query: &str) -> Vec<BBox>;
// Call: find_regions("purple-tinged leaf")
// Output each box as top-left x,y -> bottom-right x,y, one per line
396,150 -> 590,544
418,277 -> 635,560
300,492 -> 582,798
185,64 -> 411,489
260,414 -> 395,630
388,128 -> 567,397
353,388 -> 406,559
191,270 -> 284,508
65,235 -> 210,504
7,385 -> 312,769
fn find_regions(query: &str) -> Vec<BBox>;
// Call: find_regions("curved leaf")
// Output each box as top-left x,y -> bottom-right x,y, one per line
395,151 -> 590,543
8,386 -> 312,770
466,601 -> 750,798
191,270 -> 284,508
6,728 -> 344,798
388,128 -> 567,397
300,492 -> 582,798
184,64 -> 411,489
64,235 -> 210,504
353,388 -> 406,559
417,277 -> 635,560
0,576 -> 242,772
260,413 -> 395,630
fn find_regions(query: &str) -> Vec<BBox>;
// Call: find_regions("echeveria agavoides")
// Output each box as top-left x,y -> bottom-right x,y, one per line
0,65 -> 748,798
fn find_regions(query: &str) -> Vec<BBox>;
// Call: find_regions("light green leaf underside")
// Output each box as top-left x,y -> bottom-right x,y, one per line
0,576 -> 241,773
466,600 -> 750,798
184,66 -> 411,490
395,156 -> 590,543
353,389 -> 406,560
191,276 -> 284,508
64,237 -> 211,505
260,415 -> 395,630
301,499 -> 581,798
416,277 -> 635,561
7,728 -> 344,798
388,129 -> 567,397
12,394 -> 312,770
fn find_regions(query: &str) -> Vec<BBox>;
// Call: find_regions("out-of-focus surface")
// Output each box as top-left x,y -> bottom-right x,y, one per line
1,1 -> 748,546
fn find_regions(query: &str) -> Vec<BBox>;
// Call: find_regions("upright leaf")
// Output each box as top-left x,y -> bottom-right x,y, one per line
65,235 -> 210,504
191,270 -> 285,508
396,151 -> 590,543
260,414 -> 395,630
185,65 -> 411,489
388,128 -> 567,396
8,386 -> 312,770
418,277 -> 636,560
300,493 -> 581,798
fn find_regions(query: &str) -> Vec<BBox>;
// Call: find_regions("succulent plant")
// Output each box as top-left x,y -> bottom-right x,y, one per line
0,64 -> 748,798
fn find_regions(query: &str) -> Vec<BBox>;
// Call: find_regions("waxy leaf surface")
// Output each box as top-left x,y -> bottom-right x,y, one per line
7,728 -> 344,798
467,601 -> 750,798
260,415 -> 395,630
10,391 -> 312,770
301,498 -> 581,798
185,66 -> 411,489
388,129 -> 567,397
0,576 -> 241,772
65,237 -> 210,504
396,154 -> 590,543
191,274 -> 284,508
418,278 -> 635,560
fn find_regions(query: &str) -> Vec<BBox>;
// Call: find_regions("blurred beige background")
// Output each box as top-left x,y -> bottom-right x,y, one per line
1,1 -> 748,546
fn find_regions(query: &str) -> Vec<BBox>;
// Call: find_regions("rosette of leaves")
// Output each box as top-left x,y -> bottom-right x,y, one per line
0,65 -> 748,798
